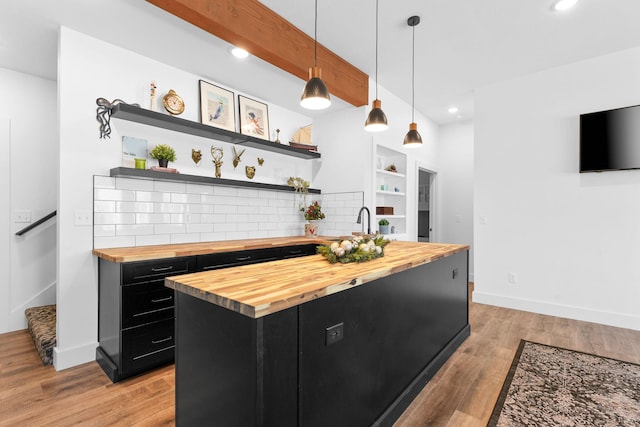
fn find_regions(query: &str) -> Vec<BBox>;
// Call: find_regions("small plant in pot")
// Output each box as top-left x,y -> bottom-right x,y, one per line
378,218 -> 390,235
150,144 -> 177,168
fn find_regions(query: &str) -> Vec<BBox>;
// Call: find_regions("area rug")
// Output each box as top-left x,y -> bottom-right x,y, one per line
488,340 -> 640,426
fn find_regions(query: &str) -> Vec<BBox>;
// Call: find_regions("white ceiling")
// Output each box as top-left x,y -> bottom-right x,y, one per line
2,0 -> 640,124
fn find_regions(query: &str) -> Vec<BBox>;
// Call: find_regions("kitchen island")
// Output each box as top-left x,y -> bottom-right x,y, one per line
165,240 -> 470,427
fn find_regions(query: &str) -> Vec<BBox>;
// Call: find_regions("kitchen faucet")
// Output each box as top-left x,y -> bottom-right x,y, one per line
356,206 -> 371,235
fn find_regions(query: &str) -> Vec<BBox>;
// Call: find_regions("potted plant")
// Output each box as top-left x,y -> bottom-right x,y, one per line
378,218 -> 390,235
301,201 -> 325,237
150,144 -> 177,168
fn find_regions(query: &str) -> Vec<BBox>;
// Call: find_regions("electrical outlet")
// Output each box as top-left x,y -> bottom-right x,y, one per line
15,210 -> 31,223
325,322 -> 344,346
74,210 -> 92,226
508,272 -> 518,284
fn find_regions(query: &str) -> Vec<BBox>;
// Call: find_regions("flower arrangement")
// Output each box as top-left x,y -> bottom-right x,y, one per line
317,235 -> 390,264
302,201 -> 325,221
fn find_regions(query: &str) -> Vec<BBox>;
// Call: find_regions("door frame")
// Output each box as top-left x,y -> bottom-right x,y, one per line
416,162 -> 437,243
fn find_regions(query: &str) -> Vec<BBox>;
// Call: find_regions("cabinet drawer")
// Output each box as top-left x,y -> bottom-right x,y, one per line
122,257 -> 193,285
197,247 -> 280,271
280,244 -> 318,259
122,319 -> 175,375
122,281 -> 174,329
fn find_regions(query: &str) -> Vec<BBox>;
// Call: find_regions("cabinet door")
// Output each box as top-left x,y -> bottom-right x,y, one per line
197,248 -> 280,271
122,281 -> 175,329
122,318 -> 175,376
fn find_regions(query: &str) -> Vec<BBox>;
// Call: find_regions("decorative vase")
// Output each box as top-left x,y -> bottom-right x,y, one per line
305,221 -> 319,238
158,158 -> 169,168
379,225 -> 390,235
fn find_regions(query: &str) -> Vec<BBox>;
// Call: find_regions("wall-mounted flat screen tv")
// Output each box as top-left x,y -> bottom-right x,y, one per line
580,104 -> 640,173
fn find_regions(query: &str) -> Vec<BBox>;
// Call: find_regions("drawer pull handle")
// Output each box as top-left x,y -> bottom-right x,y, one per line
289,250 -> 302,254
132,345 -> 175,361
151,266 -> 174,272
151,296 -> 173,303
152,336 -> 173,345
235,256 -> 252,261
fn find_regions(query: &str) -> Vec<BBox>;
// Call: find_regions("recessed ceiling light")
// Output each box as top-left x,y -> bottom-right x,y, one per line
551,0 -> 578,11
230,47 -> 249,59
448,106 -> 459,114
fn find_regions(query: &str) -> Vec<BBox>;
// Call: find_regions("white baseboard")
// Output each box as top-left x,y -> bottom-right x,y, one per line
53,341 -> 97,371
474,291 -> 640,332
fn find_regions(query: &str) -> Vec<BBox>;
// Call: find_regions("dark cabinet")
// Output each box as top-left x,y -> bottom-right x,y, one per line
97,243 -> 320,382
96,256 -> 196,383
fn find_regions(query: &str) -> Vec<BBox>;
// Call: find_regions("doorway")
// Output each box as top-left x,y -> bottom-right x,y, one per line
417,167 -> 436,242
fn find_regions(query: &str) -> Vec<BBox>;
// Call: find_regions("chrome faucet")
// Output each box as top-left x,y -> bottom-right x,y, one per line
356,206 -> 371,235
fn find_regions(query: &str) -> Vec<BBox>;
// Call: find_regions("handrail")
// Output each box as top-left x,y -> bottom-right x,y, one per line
15,210 -> 57,236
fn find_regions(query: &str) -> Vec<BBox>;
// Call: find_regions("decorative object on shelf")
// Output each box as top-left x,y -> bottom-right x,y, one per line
239,95 -> 270,140
391,225 -> 395,234
274,129 -> 281,144
376,206 -> 394,215
257,157 -> 264,166
384,163 -> 397,173
317,235 -> 390,264
245,166 -> 256,179
403,16 -> 422,147
302,201 -> 325,238
96,97 -> 139,139
288,176 -> 310,210
300,0 -> 331,110
192,148 -> 202,165
211,146 -> 223,178
134,158 -> 146,170
149,81 -> 157,111
378,218 -> 390,235
150,144 -> 177,168
364,0 -> 388,132
121,136 -> 147,168
162,89 -> 185,115
150,166 -> 179,173
289,125 -> 317,151
232,146 -> 246,169
199,80 -> 236,132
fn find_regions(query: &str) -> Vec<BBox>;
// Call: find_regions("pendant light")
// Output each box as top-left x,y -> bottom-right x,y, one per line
364,0 -> 388,132
300,0 -> 331,110
403,16 -> 422,147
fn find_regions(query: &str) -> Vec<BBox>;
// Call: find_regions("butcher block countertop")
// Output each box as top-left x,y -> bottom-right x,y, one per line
92,236 -> 333,263
165,241 -> 469,319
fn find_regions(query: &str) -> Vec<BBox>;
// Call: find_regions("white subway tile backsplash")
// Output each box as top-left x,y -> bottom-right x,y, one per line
95,189 -> 136,202
94,175 -> 362,250
154,181 -> 186,193
94,176 -> 116,189
186,183 -> 214,195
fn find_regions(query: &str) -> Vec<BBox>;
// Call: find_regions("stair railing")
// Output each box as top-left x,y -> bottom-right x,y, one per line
15,210 -> 57,236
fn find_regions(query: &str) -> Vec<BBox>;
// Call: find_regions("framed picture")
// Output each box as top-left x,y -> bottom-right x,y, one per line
238,95 -> 270,141
199,80 -> 236,132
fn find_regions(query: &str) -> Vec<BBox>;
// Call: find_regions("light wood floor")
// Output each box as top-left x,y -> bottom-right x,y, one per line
2,303 -> 639,426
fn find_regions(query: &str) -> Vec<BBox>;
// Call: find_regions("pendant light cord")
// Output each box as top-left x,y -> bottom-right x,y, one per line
411,21 -> 415,123
375,0 -> 379,100
314,0 -> 318,67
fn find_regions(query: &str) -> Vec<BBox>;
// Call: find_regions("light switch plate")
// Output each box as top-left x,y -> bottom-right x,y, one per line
14,210 -> 31,223
74,210 -> 92,226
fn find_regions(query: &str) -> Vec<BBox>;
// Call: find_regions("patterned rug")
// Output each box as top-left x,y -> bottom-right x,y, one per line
488,340 -> 640,426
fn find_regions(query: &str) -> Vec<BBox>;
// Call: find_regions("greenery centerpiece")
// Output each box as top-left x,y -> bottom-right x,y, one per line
150,144 -> 177,168
317,235 -> 390,264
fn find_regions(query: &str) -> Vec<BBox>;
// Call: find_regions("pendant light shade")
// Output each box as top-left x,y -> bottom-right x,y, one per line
301,0 -> 331,110
403,15 -> 422,147
301,66 -> 331,110
365,0 -> 388,132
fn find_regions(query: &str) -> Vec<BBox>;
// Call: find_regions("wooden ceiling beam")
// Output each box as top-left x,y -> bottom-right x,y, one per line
146,0 -> 369,107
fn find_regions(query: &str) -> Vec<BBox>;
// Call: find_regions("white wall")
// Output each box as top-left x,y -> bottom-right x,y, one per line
56,27 -> 315,369
0,68 -> 57,334
438,121 -> 474,280
474,46 -> 640,331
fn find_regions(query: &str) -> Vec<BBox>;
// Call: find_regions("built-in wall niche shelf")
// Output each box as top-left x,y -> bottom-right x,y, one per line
376,169 -> 406,179
110,103 -> 321,160
376,190 -> 406,197
110,167 -> 321,194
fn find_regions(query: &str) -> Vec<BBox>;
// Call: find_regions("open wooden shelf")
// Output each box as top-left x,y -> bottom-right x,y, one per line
110,167 -> 321,194
110,103 -> 321,160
